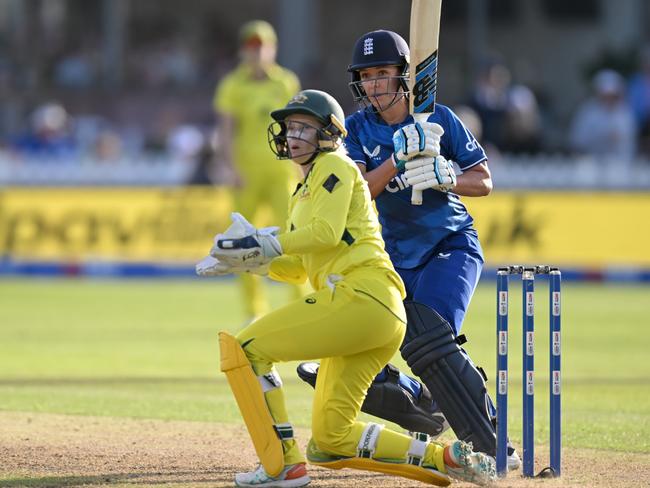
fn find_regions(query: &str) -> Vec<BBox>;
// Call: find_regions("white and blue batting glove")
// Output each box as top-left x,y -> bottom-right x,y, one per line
195,255 -> 269,277
392,122 -> 444,171
404,155 -> 457,193
210,213 -> 282,268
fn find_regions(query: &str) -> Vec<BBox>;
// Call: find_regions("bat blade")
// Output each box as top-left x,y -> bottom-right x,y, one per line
409,0 -> 442,205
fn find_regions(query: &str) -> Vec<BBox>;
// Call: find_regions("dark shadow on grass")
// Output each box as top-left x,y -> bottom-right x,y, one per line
0,378 -> 220,387
0,377 -> 307,387
309,466 -> 424,488
1,473 -> 429,488
2,468 -> 438,488
0,470 -> 232,487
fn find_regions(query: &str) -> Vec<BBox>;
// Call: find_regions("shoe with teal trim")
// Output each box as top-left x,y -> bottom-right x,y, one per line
234,463 -> 310,487
444,441 -> 497,486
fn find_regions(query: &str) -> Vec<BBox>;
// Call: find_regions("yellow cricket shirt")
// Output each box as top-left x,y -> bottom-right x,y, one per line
214,63 -> 299,177
270,151 -> 406,321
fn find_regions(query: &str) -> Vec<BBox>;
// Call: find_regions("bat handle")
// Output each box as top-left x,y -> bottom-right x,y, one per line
411,188 -> 423,205
410,113 -> 429,205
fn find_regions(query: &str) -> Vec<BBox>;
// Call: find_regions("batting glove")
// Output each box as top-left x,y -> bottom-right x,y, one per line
392,122 -> 444,171
404,155 -> 457,193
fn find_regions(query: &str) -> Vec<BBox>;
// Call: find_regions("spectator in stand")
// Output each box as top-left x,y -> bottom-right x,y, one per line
502,84 -> 542,154
469,58 -> 542,154
454,104 -> 501,163
167,124 -> 205,163
469,59 -> 510,150
54,48 -> 96,88
92,130 -> 123,162
12,102 -> 77,159
570,69 -> 637,161
628,46 -> 650,157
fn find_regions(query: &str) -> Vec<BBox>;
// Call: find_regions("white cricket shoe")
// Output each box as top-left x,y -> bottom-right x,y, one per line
444,441 -> 497,486
234,463 -> 310,487
507,445 -> 522,471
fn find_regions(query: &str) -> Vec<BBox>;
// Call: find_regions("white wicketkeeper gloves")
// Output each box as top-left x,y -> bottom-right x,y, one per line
404,155 -> 457,193
392,122 -> 444,171
195,255 -> 270,277
195,213 -> 282,277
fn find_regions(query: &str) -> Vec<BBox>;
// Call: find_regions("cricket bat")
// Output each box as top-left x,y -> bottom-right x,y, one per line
409,0 -> 442,205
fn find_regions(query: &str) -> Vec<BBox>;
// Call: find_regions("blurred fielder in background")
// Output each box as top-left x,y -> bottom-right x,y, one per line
213,20 -> 302,321
299,30 -> 520,469
198,89 -> 495,487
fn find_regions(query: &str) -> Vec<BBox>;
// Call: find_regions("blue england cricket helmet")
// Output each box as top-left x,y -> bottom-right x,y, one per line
348,30 -> 410,107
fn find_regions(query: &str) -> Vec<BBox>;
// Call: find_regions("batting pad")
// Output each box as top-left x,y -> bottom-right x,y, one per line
307,438 -> 450,486
219,332 -> 284,477
309,457 -> 450,486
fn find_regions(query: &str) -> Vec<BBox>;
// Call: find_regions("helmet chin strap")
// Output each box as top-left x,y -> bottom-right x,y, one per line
289,146 -> 320,166
300,151 -> 319,166
290,130 -> 341,166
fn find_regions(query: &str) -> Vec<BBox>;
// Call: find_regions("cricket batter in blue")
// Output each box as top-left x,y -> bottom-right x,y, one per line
298,30 -> 520,470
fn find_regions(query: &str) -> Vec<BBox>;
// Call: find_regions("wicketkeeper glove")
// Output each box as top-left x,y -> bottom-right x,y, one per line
404,155 -> 457,193
210,213 -> 282,268
195,255 -> 269,277
392,122 -> 444,171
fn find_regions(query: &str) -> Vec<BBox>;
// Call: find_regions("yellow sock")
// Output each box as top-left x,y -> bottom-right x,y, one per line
262,377 -> 306,465
424,441 -> 448,473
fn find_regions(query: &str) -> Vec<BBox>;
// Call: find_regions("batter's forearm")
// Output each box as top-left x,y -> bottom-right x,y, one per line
453,166 -> 492,197
363,158 -> 399,199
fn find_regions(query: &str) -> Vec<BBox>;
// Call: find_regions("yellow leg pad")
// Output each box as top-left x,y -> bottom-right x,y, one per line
219,332 -> 284,477
309,457 -> 451,487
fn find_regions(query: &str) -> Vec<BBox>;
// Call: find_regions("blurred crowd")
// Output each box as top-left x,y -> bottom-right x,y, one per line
7,100 -> 210,165
2,35 -> 650,185
462,47 -> 650,163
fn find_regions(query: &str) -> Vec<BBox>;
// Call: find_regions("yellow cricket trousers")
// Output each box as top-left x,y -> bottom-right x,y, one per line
236,274 -> 442,466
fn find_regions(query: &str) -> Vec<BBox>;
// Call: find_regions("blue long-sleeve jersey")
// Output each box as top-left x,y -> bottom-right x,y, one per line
344,104 -> 487,268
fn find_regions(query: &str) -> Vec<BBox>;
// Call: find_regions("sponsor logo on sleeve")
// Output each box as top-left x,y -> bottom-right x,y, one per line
464,125 -> 479,152
362,145 -> 381,160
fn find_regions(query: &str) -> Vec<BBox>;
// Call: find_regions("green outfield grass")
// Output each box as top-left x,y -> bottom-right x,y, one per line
1,278 -> 649,454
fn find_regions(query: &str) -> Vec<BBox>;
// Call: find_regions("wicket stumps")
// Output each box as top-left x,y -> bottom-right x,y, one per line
496,265 -> 561,477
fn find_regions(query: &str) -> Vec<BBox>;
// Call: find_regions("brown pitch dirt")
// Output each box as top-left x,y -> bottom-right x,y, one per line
1,412 -> 649,488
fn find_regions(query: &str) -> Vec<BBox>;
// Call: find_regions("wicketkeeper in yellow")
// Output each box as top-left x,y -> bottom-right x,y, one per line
213,20 -> 301,319
197,90 -> 496,487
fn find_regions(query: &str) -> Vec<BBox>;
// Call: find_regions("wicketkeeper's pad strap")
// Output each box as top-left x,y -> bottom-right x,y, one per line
219,332 -> 284,477
258,369 -> 283,392
407,437 -> 428,466
274,422 -> 294,440
357,422 -> 383,458
411,431 -> 430,442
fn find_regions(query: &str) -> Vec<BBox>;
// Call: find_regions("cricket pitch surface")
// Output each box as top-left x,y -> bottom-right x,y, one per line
2,412 -> 649,488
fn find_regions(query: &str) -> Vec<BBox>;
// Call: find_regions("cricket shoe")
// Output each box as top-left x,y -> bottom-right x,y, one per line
234,463 -> 310,487
507,444 -> 521,471
490,417 -> 521,471
444,440 -> 497,486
